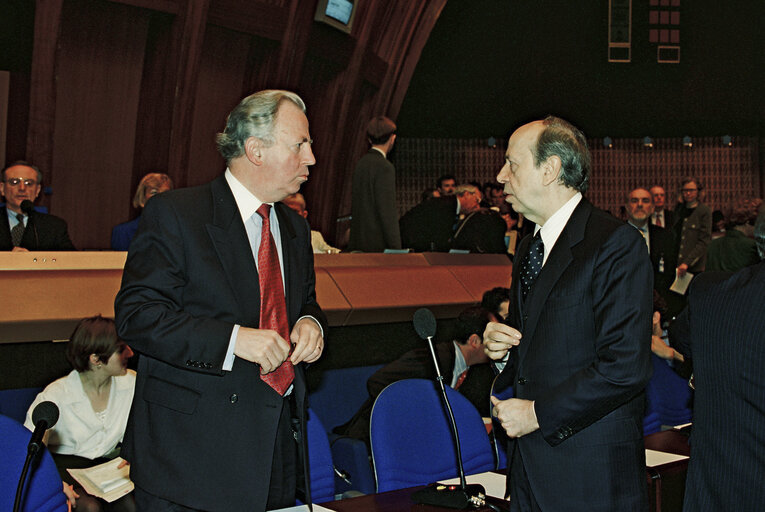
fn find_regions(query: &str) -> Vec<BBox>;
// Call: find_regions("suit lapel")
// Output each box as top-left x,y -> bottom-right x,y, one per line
517,199 -> 591,364
205,176 -> 261,324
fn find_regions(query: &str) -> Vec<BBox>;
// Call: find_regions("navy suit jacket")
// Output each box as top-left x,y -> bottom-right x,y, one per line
670,262 -> 765,511
496,198 -> 653,511
115,175 -> 327,511
0,207 -> 75,251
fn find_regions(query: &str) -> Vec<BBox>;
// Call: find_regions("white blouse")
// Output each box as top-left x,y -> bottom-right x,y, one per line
24,369 -> 136,460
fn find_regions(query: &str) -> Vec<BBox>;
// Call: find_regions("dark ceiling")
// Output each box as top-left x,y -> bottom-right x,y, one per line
397,0 -> 764,139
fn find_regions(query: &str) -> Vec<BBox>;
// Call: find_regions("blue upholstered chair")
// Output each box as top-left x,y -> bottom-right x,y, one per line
370,378 -> 494,492
0,414 -> 68,512
644,354 -> 693,433
305,408 -> 336,504
489,376 -> 514,470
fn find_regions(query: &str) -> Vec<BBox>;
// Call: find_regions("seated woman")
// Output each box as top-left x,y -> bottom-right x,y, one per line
110,172 -> 173,250
24,315 -> 136,512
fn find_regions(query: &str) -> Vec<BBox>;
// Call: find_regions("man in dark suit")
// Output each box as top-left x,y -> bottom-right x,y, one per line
484,116 -> 653,511
334,306 -> 493,447
400,184 -> 505,252
625,187 -> 681,317
650,185 -> 673,228
348,116 -> 401,252
669,208 -> 765,511
1,162 -> 75,251
115,90 -> 327,511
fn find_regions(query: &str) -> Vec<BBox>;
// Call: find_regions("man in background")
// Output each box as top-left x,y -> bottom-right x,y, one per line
625,187 -> 679,316
1,161 -> 75,251
349,116 -> 401,252
283,192 -> 340,253
484,116 -> 652,511
334,306 -> 493,448
436,174 -> 457,195
650,185 -> 673,228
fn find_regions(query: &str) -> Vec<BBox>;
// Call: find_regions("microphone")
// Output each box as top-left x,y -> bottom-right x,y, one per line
19,200 -> 39,249
14,402 -> 60,512
28,401 -> 59,456
20,200 -> 35,215
410,308 -> 486,509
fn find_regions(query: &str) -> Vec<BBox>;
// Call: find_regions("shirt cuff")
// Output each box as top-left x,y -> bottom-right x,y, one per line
296,315 -> 324,339
223,325 -> 239,372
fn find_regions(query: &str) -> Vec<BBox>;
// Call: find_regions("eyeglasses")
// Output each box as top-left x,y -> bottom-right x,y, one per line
4,178 -> 39,187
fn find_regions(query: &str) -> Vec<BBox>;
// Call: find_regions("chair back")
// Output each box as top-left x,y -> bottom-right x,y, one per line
305,408 -> 336,503
489,375 -> 514,470
370,378 -> 494,492
644,354 -> 693,433
0,414 -> 68,512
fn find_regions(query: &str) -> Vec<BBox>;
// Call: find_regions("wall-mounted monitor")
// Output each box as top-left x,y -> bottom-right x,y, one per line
314,0 -> 357,34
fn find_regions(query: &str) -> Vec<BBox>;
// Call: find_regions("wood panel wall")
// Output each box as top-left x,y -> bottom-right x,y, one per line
19,0 -> 447,249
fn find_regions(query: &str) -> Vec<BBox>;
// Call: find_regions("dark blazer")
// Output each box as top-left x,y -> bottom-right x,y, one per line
400,195 -> 458,252
496,198 -> 653,511
334,342 -> 489,444
114,175 -> 327,511
452,208 -> 508,254
670,262 -> 765,511
0,207 -> 75,251
674,202 -> 712,273
110,216 -> 140,251
648,223 -> 682,315
349,149 -> 401,252
651,208 -> 673,229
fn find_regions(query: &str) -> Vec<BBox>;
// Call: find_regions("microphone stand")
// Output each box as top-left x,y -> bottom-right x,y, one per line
410,333 -> 487,509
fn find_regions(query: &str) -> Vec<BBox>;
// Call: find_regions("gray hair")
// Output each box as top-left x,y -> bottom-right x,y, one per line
215,90 -> 306,162
455,184 -> 479,197
3,161 -> 43,184
533,116 -> 591,193
755,208 -> 765,259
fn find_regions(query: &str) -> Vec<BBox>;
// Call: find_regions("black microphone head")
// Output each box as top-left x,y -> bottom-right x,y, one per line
20,200 -> 35,215
413,308 -> 437,340
32,401 -> 59,428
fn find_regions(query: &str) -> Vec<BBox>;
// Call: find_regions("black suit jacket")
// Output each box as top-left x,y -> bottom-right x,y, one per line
452,208 -> 508,254
496,198 -> 653,511
114,175 -> 327,511
349,150 -> 401,252
670,262 -> 765,511
647,223 -> 683,315
399,195 -> 458,252
0,207 -> 75,251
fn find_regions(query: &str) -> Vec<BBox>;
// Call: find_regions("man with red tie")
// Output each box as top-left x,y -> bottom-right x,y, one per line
115,90 -> 327,511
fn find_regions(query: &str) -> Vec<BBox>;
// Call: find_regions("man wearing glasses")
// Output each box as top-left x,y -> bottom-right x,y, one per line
0,161 -> 75,251
674,177 -> 712,277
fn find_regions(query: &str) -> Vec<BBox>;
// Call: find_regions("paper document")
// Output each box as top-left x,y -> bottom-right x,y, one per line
67,457 -> 133,502
669,270 -> 694,295
645,449 -> 689,468
439,471 -> 507,500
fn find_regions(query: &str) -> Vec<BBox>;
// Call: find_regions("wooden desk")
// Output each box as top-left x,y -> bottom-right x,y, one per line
320,485 -> 508,512
0,251 -> 511,343
644,429 -> 691,512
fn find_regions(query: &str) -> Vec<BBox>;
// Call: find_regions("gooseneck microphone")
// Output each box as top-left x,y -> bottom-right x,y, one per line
411,308 -> 487,509
19,200 -> 39,249
14,401 -> 60,512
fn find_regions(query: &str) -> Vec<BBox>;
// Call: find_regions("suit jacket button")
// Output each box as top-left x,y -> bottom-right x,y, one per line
556,431 -> 565,440
186,360 -> 193,366
230,394 -> 238,403
205,363 -> 213,369
518,377 -> 527,385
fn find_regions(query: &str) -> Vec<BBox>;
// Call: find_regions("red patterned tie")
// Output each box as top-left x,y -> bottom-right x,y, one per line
453,369 -> 469,390
256,204 -> 294,395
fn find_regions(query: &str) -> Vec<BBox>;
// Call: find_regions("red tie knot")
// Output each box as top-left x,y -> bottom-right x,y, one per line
256,203 -> 271,220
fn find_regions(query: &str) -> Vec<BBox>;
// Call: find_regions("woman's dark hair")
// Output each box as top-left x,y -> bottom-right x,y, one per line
66,315 -> 121,372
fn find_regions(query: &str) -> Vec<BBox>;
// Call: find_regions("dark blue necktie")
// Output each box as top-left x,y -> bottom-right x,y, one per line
519,232 -> 544,301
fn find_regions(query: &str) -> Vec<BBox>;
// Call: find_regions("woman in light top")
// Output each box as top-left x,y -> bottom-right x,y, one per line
25,315 -> 136,512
